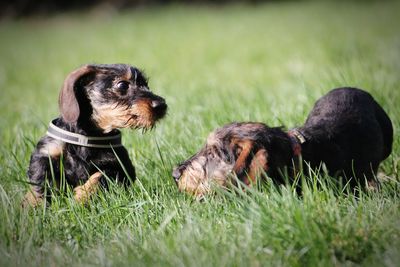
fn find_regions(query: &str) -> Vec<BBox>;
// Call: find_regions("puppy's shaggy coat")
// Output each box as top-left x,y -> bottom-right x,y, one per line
23,64 -> 167,206
173,88 -> 393,197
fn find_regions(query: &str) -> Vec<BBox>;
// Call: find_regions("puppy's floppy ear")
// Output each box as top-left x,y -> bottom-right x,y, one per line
59,65 -> 95,123
247,148 -> 268,184
230,138 -> 254,185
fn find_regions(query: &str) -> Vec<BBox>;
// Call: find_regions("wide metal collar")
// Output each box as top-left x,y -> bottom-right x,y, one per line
46,119 -> 122,148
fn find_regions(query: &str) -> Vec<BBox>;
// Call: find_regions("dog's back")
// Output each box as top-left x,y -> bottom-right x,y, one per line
301,87 -> 393,183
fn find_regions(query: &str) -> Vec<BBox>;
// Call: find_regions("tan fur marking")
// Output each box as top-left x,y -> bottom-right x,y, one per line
206,132 -> 223,147
178,153 -> 234,198
123,68 -> 132,81
178,164 -> 204,193
132,100 -> 154,126
178,156 -> 211,197
92,100 -> 155,133
248,149 -> 268,184
178,175 -> 205,195
232,139 -> 253,177
39,139 -> 65,158
74,172 -> 102,204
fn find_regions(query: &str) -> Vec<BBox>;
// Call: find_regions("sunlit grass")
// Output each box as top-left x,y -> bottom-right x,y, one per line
0,1 -> 399,266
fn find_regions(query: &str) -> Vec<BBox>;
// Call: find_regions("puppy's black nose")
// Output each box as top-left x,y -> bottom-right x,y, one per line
151,99 -> 166,109
172,168 -> 181,183
151,99 -> 167,116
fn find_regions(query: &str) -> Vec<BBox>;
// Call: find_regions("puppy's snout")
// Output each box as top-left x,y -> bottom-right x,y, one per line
172,167 -> 182,183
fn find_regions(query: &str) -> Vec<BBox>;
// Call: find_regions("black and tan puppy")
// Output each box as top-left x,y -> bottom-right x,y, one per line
173,87 -> 393,197
23,64 -> 167,207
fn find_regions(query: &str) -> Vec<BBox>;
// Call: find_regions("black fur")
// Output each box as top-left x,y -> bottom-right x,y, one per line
298,87 -> 393,187
27,123 -> 136,196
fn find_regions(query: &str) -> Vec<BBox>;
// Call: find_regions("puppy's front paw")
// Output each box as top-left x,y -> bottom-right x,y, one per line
73,172 -> 102,204
74,184 -> 97,204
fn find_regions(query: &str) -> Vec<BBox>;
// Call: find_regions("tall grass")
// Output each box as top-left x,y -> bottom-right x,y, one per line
0,1 -> 399,266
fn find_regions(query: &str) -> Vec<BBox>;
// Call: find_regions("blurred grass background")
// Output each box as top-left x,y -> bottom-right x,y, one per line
0,1 -> 399,266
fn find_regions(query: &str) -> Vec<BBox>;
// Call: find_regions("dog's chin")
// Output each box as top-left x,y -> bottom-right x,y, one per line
125,115 -> 158,131
177,172 -> 229,198
178,176 -> 210,198
128,111 -> 167,131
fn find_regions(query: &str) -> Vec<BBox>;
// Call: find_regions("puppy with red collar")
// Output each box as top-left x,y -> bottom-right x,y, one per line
173,88 -> 393,197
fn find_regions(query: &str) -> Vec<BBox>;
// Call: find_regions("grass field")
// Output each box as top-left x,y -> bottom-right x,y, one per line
0,1 -> 399,266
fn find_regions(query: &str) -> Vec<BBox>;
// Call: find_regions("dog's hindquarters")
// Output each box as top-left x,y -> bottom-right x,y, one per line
301,87 -> 393,188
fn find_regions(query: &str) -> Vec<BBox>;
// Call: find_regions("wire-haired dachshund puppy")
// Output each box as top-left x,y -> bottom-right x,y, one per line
173,87 -> 393,197
23,64 -> 167,207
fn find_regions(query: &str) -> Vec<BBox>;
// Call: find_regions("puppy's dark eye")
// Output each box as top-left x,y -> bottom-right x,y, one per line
235,145 -> 243,157
116,81 -> 130,91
